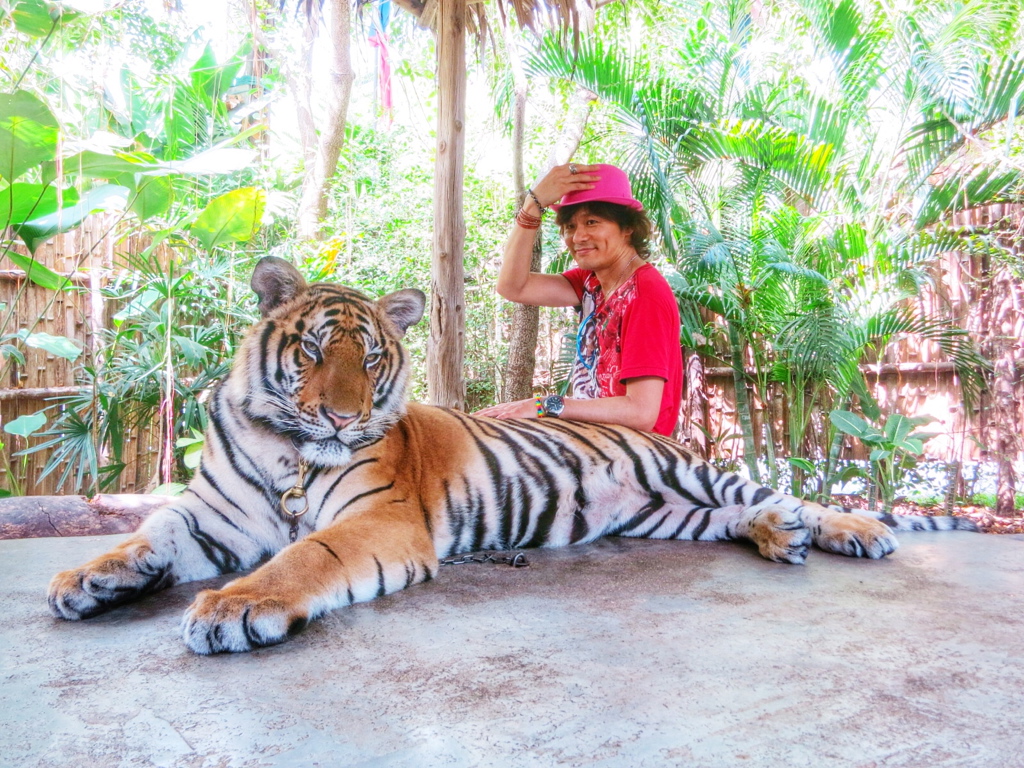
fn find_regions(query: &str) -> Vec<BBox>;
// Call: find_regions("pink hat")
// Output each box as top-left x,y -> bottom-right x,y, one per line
551,163 -> 644,211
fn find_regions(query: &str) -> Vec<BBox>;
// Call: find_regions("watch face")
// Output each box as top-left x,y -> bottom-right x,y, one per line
544,395 -> 565,417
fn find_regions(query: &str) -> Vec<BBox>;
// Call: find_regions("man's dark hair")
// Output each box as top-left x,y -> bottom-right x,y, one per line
554,201 -> 653,259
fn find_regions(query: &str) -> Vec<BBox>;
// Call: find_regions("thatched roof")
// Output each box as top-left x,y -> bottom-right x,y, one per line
389,0 -> 595,49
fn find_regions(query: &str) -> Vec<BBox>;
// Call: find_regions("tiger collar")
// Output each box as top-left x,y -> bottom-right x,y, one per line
279,459 -> 311,542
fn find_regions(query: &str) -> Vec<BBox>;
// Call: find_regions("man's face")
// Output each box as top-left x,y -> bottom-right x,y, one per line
562,209 -> 634,272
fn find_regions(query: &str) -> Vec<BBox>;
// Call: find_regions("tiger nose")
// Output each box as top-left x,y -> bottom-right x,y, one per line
322,407 -> 357,430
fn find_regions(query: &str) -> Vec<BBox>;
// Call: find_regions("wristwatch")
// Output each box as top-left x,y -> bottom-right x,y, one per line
542,395 -> 565,418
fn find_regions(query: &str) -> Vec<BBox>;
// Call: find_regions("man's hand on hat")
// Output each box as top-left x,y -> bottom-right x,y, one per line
530,163 -> 600,211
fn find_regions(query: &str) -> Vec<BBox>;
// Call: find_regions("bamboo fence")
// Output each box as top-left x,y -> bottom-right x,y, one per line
1,218 -> 162,496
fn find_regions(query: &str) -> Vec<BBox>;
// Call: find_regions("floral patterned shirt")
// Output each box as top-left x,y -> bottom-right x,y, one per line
563,263 -> 683,436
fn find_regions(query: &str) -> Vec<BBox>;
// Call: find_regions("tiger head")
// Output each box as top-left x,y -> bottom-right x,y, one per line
236,256 -> 426,467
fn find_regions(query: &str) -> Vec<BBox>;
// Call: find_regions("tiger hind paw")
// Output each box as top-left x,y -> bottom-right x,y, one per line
807,509 -> 899,559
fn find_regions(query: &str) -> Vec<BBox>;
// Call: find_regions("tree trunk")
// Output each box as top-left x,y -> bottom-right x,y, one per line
0,494 -> 168,539
260,15 -> 317,183
990,265 -> 1022,517
760,381 -> 778,488
427,0 -> 467,410
502,254 -> 542,400
682,350 -> 708,458
728,321 -> 761,480
502,84 -> 595,402
499,20 -> 536,402
255,2 -> 353,242
821,394 -> 851,501
975,226 -> 1023,517
296,0 -> 354,240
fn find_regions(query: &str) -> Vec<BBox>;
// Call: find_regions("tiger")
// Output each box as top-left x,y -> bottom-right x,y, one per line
48,256 -> 977,654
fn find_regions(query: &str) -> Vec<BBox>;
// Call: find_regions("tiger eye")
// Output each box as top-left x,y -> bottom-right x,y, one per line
300,339 -> 321,362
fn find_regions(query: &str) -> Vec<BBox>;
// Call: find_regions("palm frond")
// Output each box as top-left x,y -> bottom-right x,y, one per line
901,12 -> 979,120
775,304 -> 848,381
664,270 -> 734,321
762,261 -> 830,287
526,34 -> 713,129
674,119 -> 841,210
914,166 -> 1021,229
900,51 -> 1024,193
845,306 -> 989,406
797,0 -> 891,107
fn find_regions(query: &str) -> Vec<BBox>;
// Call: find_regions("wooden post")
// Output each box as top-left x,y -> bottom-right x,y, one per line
427,0 -> 467,409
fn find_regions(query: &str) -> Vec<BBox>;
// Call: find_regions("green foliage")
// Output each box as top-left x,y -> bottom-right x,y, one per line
7,0 -> 84,37
3,411 -> 46,438
128,175 -> 173,222
20,331 -> 81,361
905,492 -> 943,508
0,90 -> 59,181
0,182 -> 70,229
0,409 -> 44,496
27,246 -> 257,493
176,430 -> 205,470
969,492 -> 1024,511
0,0 -> 267,494
829,410 -> 938,512
14,183 -> 130,253
189,187 -> 265,251
151,482 -> 187,496
0,91 -> 134,265
3,250 -> 66,289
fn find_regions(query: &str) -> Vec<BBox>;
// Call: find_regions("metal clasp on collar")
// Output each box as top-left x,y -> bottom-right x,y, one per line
280,460 -> 310,542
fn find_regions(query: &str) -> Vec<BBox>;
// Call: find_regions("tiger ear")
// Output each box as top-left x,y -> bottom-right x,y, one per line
378,289 -> 426,338
251,257 -> 308,317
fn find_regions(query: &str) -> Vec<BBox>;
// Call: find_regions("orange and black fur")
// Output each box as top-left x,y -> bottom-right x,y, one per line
48,257 -> 976,653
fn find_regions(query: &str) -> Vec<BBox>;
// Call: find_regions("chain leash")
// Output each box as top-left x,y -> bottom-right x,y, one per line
439,551 -> 530,568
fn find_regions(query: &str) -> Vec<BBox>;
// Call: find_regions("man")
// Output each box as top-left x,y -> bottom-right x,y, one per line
476,163 -> 682,436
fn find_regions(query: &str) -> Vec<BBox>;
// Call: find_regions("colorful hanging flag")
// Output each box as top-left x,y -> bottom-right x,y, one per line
369,0 -> 393,123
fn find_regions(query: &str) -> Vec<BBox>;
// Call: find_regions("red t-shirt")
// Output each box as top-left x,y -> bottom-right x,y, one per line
562,263 -> 683,436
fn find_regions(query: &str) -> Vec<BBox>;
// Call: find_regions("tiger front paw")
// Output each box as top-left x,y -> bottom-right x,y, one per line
811,512 -> 899,559
181,587 -> 309,654
744,506 -> 812,564
48,542 -> 172,620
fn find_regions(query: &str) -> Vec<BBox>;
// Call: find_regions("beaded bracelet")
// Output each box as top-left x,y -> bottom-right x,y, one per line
526,188 -> 546,215
534,396 -> 546,417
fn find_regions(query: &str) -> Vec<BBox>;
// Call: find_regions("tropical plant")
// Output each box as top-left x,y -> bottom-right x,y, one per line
0,0 -> 273,493
284,117 -> 511,409
23,191 -> 263,494
829,410 -> 939,512
526,0 -> 1021,488
0,88 -> 124,350
0,410 -> 47,496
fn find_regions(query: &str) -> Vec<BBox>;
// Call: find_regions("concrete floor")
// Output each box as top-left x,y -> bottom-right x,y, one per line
2,531 -> 1023,768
